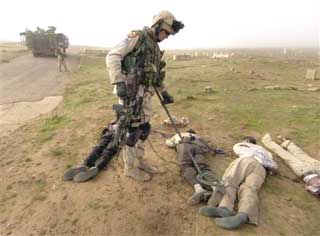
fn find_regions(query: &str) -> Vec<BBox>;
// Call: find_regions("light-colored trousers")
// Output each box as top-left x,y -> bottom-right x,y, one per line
262,133 -> 320,178
58,58 -> 68,72
123,91 -> 152,169
123,140 -> 145,170
219,157 -> 266,225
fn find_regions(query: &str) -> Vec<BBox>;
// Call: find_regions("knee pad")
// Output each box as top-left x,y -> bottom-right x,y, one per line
139,122 -> 151,141
126,127 -> 142,147
126,123 -> 151,146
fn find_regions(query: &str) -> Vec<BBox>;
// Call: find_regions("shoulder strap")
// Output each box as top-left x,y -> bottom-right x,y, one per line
130,30 -> 147,55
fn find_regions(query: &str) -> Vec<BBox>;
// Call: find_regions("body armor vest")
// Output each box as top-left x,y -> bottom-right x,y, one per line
121,27 -> 164,87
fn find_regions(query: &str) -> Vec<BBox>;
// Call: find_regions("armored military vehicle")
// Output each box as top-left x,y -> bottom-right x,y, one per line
20,26 -> 69,57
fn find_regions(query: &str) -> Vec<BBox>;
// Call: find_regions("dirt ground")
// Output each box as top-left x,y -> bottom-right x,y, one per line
0,49 -> 78,137
0,47 -> 319,236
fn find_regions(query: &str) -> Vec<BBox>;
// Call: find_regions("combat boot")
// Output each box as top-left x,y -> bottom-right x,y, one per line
215,212 -> 249,230
138,160 -> 164,174
73,167 -> 99,183
123,145 -> 151,182
125,167 -> 151,182
63,165 -> 87,181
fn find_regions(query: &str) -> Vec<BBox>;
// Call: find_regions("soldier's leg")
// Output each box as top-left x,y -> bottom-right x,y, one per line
141,91 -> 152,123
58,59 -> 63,72
62,59 -> 69,72
136,140 -> 163,174
123,144 -> 151,182
132,123 -> 162,174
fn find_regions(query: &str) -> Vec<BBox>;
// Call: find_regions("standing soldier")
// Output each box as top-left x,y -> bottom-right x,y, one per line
106,10 -> 184,181
56,42 -> 69,72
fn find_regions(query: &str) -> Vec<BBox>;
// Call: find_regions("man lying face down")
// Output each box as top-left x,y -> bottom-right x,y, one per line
63,122 -> 118,182
262,133 -> 320,198
199,136 -> 278,230
166,129 -> 224,205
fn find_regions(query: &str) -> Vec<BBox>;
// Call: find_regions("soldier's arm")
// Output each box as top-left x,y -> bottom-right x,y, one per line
106,33 -> 140,84
155,55 -> 167,93
56,47 -> 65,56
61,49 -> 66,56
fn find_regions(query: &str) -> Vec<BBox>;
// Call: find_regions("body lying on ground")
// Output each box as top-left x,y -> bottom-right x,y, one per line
199,136 -> 278,230
262,133 -> 320,198
166,129 -> 224,205
63,122 -> 118,182
63,120 -> 164,182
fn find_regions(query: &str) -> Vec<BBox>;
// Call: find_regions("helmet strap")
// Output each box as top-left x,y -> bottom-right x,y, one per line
154,22 -> 163,42
152,20 -> 163,42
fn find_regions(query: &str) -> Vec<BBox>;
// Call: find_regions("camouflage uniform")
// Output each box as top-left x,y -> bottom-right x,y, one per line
56,45 -> 68,72
106,27 -> 168,181
106,10 -> 183,181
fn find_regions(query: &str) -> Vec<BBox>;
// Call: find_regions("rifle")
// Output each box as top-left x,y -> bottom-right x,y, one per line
111,93 -> 143,152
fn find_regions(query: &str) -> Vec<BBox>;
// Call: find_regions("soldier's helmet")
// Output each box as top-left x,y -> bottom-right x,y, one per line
151,10 -> 184,35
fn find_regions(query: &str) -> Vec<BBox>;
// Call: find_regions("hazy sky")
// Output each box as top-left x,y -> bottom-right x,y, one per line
1,0 -> 318,49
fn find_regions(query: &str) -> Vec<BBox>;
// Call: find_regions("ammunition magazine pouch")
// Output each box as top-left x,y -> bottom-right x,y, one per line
112,104 -> 125,120
152,70 -> 165,87
125,73 -> 138,98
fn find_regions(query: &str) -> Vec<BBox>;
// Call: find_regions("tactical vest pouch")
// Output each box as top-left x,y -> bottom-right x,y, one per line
152,70 -> 165,87
125,73 -> 138,98
112,104 -> 125,120
142,63 -> 157,86
122,56 -> 137,74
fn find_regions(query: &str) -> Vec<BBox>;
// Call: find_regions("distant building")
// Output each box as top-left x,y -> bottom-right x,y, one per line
283,48 -> 287,55
305,69 -> 319,80
173,54 -> 192,60
211,52 -> 232,59
84,48 -> 109,57
192,51 -> 211,58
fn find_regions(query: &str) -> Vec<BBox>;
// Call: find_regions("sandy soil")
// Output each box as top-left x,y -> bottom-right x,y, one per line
0,96 -> 63,137
1,49 -> 319,236
0,52 -> 78,137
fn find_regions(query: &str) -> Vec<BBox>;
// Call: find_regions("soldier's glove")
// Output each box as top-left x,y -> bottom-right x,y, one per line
159,61 -> 166,71
115,82 -> 127,98
161,91 -> 174,104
